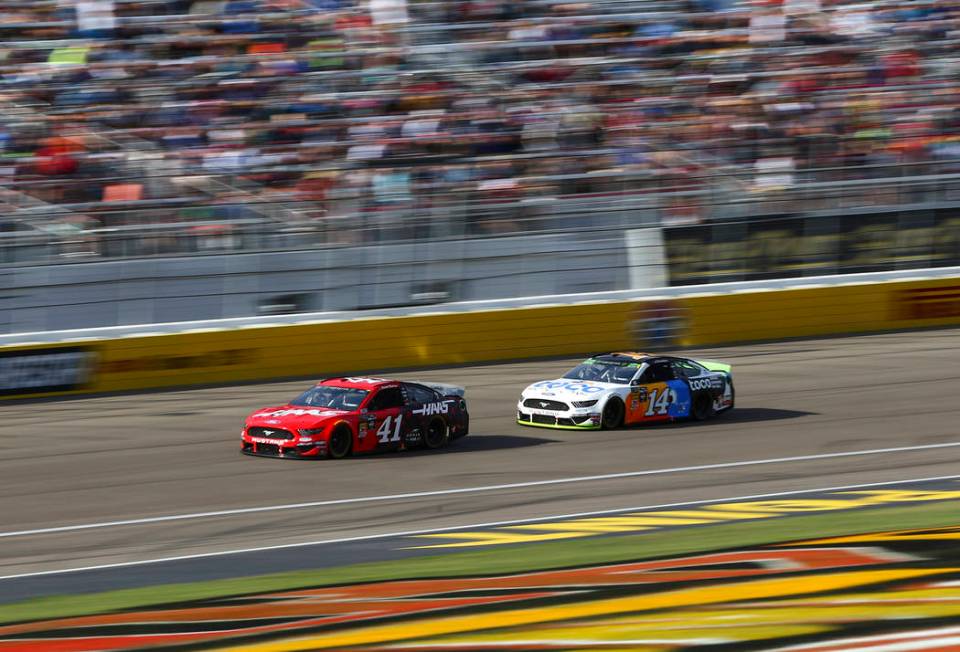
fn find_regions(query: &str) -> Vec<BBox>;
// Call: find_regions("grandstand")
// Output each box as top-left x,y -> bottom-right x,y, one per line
0,0 -> 959,262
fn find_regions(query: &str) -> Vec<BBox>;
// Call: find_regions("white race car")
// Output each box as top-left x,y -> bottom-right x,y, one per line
517,352 -> 734,430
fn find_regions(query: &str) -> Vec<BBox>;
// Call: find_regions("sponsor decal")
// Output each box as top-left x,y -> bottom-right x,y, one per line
0,347 -> 95,396
412,401 -> 451,416
894,285 -> 960,320
252,409 -> 343,418
531,381 -> 606,394
689,377 -> 722,391
343,377 -> 387,385
250,436 -> 286,445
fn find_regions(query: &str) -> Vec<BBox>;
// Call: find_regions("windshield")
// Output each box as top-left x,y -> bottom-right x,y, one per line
290,386 -> 369,410
562,360 -> 639,385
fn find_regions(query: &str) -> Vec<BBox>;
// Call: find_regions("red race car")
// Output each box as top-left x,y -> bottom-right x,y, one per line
241,377 -> 469,459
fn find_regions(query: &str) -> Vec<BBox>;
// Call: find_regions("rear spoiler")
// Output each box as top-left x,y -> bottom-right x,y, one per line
695,360 -> 732,374
416,382 -> 466,397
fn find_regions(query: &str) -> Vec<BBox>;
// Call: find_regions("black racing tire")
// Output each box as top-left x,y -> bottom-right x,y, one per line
601,398 -> 624,430
424,418 -> 449,450
327,426 -> 353,459
691,393 -> 715,421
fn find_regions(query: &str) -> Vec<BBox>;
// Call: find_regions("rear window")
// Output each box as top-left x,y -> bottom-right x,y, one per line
406,383 -> 440,404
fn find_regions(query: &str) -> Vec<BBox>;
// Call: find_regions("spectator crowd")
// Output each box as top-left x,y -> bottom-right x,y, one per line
2,0 -> 960,257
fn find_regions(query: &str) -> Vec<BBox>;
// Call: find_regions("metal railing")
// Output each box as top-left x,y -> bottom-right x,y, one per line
4,162 -> 960,265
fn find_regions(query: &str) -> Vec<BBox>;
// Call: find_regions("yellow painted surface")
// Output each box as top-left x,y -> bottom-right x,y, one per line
408,489 -> 960,549
226,569 -> 945,651
407,588 -> 960,650
785,527 -> 960,546
4,276 -> 960,400
679,277 -> 960,347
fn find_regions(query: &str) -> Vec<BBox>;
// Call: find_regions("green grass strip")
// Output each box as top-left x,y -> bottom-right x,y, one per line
3,500 -> 959,625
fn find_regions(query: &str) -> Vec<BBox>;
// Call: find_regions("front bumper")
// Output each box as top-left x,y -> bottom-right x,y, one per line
516,408 -> 601,430
241,440 -> 324,459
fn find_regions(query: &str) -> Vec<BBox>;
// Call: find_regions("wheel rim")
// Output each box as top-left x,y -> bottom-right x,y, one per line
329,430 -> 350,458
425,420 -> 447,448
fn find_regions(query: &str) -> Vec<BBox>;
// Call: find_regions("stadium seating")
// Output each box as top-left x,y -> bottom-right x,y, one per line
1,0 -> 959,259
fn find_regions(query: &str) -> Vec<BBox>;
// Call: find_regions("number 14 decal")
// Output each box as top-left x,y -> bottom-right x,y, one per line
377,415 -> 403,443
644,388 -> 676,416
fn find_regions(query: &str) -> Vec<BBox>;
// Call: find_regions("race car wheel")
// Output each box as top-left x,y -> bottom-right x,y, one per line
601,398 -> 624,430
327,426 -> 353,459
692,393 -> 715,421
424,418 -> 449,450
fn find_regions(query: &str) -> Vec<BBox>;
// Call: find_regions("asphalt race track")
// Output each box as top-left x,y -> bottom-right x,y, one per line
3,328 -> 960,597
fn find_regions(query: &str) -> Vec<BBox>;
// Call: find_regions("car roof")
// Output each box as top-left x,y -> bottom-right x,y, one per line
589,351 -> 654,363
589,352 -> 698,365
318,377 -> 399,390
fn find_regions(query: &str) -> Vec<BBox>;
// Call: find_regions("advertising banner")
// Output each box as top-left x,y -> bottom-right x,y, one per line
0,347 -> 96,396
891,283 -> 960,321
664,209 -> 960,286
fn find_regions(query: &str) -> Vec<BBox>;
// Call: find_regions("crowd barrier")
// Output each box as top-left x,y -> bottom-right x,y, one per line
3,275 -> 960,400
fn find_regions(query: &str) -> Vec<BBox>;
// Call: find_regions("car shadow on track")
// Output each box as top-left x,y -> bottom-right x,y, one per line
370,434 -> 561,459
663,407 -> 817,428
717,407 -> 817,423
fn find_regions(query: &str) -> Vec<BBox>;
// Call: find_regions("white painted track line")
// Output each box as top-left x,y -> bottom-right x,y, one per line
4,441 -> 960,540
1,473 -> 958,582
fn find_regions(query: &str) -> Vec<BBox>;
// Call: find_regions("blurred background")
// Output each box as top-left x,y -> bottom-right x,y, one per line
3,0 -> 960,331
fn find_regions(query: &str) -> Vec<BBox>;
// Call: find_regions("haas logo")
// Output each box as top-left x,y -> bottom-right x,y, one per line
413,401 -> 450,416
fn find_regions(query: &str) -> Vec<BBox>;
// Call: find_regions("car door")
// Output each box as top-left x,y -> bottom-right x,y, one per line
363,385 -> 407,452
674,359 -> 725,411
402,383 -> 445,447
625,360 -> 686,423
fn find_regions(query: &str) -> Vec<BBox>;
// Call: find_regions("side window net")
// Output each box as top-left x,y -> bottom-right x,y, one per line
370,387 -> 404,410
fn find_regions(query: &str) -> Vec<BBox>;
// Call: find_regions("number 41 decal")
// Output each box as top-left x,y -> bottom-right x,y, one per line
377,415 -> 403,443
644,388 -> 675,416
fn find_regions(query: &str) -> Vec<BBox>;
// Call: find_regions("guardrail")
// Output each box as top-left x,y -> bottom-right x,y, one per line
4,267 -> 959,400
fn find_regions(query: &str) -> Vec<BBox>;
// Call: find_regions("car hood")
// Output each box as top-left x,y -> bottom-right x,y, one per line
521,378 -> 623,401
246,405 -> 351,429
